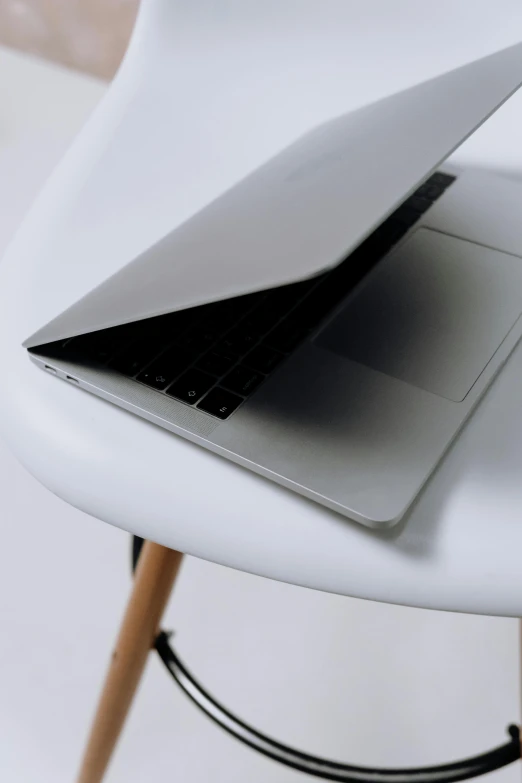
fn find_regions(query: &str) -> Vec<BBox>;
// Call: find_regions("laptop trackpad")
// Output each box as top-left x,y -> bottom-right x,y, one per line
315,228 -> 522,402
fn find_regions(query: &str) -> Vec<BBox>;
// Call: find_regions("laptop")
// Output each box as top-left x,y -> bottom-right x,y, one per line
24,43 -> 522,529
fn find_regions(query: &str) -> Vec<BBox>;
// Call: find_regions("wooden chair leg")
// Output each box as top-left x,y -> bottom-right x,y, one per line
76,541 -> 184,783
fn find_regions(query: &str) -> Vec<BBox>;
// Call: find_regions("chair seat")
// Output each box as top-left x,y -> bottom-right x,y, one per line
2,3 -> 522,616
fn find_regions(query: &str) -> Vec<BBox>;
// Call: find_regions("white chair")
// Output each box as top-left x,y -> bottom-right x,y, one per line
2,2 -> 522,781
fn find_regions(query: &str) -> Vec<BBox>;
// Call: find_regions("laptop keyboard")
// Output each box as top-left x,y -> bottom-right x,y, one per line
38,171 -> 456,420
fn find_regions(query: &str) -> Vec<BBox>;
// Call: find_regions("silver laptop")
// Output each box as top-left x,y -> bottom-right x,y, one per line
25,43 -> 522,528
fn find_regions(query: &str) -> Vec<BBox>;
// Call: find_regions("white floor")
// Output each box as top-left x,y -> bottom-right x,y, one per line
1,8 -> 522,779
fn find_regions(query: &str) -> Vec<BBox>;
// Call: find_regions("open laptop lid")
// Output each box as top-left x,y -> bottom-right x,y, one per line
25,42 -> 522,348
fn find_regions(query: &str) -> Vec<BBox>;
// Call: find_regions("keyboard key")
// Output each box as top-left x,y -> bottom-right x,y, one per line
429,171 -> 456,188
197,303 -> 233,331
102,336 -> 132,362
414,181 -> 446,201
166,369 -> 216,403
111,339 -> 165,377
351,223 -> 407,265
197,350 -> 237,376
244,345 -> 284,374
264,320 -> 309,353
389,204 -> 421,228
178,323 -> 219,353
197,387 -> 243,419
222,365 -> 264,396
241,307 -> 283,335
216,328 -> 260,356
202,304 -> 240,331
137,347 -> 192,390
213,295 -> 259,326
300,271 -> 354,321
93,344 -> 122,364
406,195 -> 432,214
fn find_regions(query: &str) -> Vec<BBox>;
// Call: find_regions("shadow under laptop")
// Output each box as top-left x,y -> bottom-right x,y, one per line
387,333 -> 522,559
300,327 -> 522,565
381,162 -> 522,557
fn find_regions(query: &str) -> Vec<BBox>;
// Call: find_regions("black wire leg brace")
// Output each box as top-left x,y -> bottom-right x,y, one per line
132,535 -> 521,782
